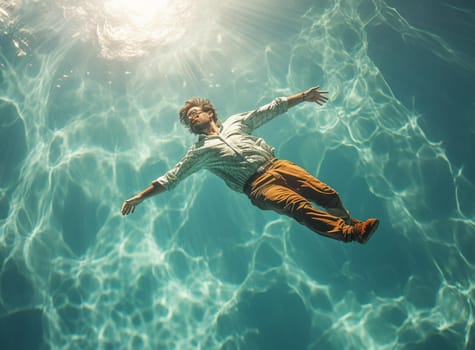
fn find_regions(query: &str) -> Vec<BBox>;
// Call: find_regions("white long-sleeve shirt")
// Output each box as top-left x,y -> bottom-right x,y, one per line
154,97 -> 289,193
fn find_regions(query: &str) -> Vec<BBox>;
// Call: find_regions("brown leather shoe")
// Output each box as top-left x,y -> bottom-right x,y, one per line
352,218 -> 380,244
349,218 -> 362,226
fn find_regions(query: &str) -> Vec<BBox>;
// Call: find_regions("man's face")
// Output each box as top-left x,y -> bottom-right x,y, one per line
187,106 -> 213,133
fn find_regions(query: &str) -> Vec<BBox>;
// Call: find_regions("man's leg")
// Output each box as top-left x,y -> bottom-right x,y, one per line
246,163 -> 354,241
245,160 -> 379,242
270,160 -> 356,224
249,183 -> 353,241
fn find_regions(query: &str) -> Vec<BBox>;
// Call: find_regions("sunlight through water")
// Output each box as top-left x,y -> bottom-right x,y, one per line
62,0 -> 198,60
0,0 -> 474,349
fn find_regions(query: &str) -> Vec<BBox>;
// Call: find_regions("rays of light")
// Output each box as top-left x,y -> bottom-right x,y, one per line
104,0 -> 171,27
93,0 -> 196,60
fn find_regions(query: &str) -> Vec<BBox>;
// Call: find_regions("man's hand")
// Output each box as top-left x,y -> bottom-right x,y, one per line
287,86 -> 329,108
121,195 -> 143,215
121,182 -> 166,216
303,86 -> 328,106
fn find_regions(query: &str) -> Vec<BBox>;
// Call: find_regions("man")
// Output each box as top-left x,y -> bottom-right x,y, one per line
121,86 -> 379,243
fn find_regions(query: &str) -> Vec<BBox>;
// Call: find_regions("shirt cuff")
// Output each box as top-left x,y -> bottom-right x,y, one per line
153,176 -> 170,190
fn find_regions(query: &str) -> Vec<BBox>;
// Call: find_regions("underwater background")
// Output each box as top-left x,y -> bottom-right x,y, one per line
1,0 -> 474,349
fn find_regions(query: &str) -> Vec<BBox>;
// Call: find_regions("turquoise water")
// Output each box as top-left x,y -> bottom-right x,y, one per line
1,0 -> 474,349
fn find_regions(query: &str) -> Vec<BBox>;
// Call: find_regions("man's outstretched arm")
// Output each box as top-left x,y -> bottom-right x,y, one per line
287,86 -> 328,108
121,181 -> 166,215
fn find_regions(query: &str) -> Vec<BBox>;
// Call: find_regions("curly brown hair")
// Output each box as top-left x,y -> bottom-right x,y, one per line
179,97 -> 222,133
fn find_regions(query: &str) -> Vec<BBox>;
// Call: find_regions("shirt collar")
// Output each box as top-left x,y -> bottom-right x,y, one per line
198,125 -> 223,140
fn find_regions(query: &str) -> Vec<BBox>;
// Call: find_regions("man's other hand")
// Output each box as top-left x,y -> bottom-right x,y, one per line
304,86 -> 328,106
121,196 -> 143,215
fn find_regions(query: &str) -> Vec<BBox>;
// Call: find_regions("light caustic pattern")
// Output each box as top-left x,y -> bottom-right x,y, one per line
0,0 -> 474,349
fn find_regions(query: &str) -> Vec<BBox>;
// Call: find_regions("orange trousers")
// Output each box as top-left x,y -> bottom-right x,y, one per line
244,160 -> 354,241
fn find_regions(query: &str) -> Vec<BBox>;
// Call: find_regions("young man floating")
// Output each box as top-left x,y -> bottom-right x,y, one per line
121,86 -> 379,243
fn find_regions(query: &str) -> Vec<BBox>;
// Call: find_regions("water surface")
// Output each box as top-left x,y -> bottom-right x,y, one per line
0,0 -> 474,349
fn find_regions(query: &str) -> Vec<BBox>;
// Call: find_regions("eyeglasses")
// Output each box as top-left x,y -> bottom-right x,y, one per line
187,109 -> 204,120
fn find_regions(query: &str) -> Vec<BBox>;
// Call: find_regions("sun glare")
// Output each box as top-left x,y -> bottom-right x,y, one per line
94,0 -> 197,59
104,0 -> 171,27
91,0 -> 278,62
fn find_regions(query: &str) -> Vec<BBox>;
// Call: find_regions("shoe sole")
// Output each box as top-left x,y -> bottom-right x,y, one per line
359,219 -> 380,244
